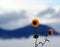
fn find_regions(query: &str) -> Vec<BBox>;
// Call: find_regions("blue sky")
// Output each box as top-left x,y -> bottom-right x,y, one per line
0,0 -> 60,11
35,0 -> 60,6
51,0 -> 60,5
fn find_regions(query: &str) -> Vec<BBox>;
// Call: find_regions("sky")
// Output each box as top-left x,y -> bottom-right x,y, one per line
0,0 -> 60,11
0,0 -> 60,33
0,0 -> 60,31
0,0 -> 60,47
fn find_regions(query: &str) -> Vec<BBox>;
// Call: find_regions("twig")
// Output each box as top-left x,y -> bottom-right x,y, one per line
35,38 -> 38,47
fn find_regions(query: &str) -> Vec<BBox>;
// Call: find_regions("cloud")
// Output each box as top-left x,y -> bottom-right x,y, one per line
51,11 -> 60,18
36,8 -> 60,33
36,8 -> 60,23
0,7 -> 60,33
0,0 -> 60,11
0,0 -> 48,11
0,36 -> 60,47
37,8 -> 55,17
0,10 -> 31,30
0,10 -> 27,24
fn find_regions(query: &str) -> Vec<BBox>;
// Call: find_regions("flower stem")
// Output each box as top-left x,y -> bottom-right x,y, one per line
41,35 -> 49,47
35,38 -> 38,47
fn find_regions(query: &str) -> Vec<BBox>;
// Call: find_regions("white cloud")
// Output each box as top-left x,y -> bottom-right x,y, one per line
0,10 -> 31,30
0,0 -> 60,13
36,8 -> 60,33
0,36 -> 60,47
0,0 -> 54,13
0,18 -> 30,30
0,0 -> 44,9
0,7 -> 60,30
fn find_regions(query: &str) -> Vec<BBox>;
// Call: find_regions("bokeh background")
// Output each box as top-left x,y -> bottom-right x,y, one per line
0,0 -> 60,47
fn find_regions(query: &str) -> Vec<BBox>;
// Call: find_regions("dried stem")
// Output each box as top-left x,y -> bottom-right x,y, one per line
34,27 -> 50,47
41,35 -> 50,47
36,35 -> 50,47
35,38 -> 38,47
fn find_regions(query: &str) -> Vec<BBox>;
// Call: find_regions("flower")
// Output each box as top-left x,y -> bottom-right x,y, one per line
33,34 -> 39,39
49,29 -> 53,35
32,18 -> 40,27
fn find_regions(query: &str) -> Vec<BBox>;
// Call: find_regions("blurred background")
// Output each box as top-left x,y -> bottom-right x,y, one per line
0,0 -> 60,47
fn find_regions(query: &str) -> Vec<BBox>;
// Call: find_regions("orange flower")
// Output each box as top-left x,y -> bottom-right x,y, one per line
32,18 -> 40,27
49,29 -> 53,35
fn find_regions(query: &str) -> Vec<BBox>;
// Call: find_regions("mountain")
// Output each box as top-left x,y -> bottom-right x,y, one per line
0,24 -> 60,39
